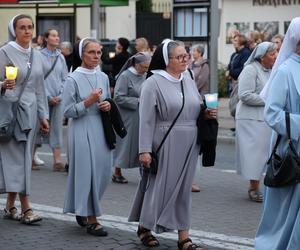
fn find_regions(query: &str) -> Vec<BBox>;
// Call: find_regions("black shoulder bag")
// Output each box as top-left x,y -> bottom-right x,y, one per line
264,112 -> 300,187
148,80 -> 185,175
0,49 -> 34,143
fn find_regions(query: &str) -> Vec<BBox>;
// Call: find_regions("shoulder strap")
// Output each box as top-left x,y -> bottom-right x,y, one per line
267,112 -> 291,164
156,80 -> 185,154
187,68 -> 194,80
44,55 -> 59,80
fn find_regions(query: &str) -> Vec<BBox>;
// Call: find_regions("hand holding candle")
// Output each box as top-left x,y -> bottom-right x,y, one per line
204,93 -> 218,108
6,66 -> 18,80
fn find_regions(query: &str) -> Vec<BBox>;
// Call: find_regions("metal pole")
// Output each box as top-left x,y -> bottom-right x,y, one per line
91,0 -> 100,39
209,0 -> 219,93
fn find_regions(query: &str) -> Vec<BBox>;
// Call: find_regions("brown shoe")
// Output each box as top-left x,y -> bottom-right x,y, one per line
53,162 -> 66,172
32,164 -> 40,171
191,184 -> 200,192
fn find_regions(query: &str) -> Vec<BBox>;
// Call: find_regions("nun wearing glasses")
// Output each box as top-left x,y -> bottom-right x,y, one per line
63,38 -> 112,237
128,40 -> 217,250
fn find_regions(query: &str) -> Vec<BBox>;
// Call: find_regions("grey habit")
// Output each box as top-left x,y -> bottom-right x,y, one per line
128,73 -> 202,233
235,42 -> 275,180
39,48 -> 68,148
0,42 -> 49,195
113,68 -> 146,169
63,67 -> 112,216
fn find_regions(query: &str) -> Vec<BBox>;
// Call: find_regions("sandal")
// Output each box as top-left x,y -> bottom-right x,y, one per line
53,162 -> 66,172
248,188 -> 263,203
20,208 -> 42,225
76,215 -> 88,227
112,174 -> 128,184
3,206 -> 20,221
137,225 -> 159,247
86,223 -> 108,237
178,238 -> 204,250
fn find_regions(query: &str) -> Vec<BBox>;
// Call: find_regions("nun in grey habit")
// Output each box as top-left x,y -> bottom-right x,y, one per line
128,40 -> 216,249
63,38 -> 112,237
39,28 -> 68,171
235,42 -> 277,202
0,14 -> 49,224
112,52 -> 151,184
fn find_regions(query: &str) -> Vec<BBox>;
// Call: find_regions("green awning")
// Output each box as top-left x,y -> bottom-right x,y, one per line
59,0 -> 128,6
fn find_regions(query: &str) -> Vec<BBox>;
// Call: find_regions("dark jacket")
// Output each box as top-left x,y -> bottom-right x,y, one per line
100,98 -> 127,149
197,104 -> 218,166
228,47 -> 251,80
102,51 -> 131,88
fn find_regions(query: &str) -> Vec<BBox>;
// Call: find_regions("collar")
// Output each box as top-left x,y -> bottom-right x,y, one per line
40,47 -> 60,57
128,66 -> 139,75
151,69 -> 183,83
76,67 -> 97,75
8,41 -> 31,54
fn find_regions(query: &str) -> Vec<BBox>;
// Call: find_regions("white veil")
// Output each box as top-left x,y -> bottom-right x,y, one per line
260,17 -> 300,100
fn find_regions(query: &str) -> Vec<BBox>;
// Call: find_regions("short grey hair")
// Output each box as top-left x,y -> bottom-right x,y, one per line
60,41 -> 73,53
167,41 -> 183,57
192,44 -> 205,56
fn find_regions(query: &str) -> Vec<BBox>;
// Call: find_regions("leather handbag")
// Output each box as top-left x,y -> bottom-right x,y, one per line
264,112 -> 300,187
0,49 -> 34,143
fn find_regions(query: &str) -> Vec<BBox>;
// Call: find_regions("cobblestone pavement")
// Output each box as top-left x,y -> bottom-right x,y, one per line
0,99 -> 259,250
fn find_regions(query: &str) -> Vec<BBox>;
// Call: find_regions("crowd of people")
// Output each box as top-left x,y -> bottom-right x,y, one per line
1,13 -> 300,250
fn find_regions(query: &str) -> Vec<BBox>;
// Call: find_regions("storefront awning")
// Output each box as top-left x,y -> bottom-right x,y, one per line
59,0 -> 128,6
0,0 -> 128,6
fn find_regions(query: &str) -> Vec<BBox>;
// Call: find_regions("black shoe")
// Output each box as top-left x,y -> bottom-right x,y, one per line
87,223 -> 108,237
65,163 -> 69,172
112,174 -> 128,184
230,127 -> 236,132
76,215 -> 88,227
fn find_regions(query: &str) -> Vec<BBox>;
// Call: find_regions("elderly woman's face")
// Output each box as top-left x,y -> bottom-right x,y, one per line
192,48 -> 201,60
82,42 -> 102,69
168,46 -> 190,74
15,18 -> 34,46
135,61 -> 150,75
261,49 -> 277,69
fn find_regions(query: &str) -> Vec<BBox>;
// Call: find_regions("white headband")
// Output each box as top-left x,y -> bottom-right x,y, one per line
79,37 -> 91,59
162,39 -> 172,66
8,14 -> 20,41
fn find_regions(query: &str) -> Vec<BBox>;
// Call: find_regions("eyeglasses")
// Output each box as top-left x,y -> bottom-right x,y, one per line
169,53 -> 191,62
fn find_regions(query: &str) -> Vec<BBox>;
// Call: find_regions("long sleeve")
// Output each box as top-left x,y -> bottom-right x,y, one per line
63,77 -> 87,118
238,65 -> 265,106
58,55 -> 69,100
36,73 -> 49,120
114,73 -> 139,110
264,67 -> 300,141
195,63 -> 209,92
139,79 -> 157,153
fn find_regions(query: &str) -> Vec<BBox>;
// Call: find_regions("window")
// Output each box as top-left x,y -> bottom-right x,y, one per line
174,7 -> 208,38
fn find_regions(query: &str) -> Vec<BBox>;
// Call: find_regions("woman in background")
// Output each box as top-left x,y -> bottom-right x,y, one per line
235,42 -> 277,202
38,28 -> 68,171
112,52 -> 151,183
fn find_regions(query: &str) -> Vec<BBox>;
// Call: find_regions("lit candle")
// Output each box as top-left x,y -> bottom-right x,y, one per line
5,66 -> 18,80
204,93 -> 218,108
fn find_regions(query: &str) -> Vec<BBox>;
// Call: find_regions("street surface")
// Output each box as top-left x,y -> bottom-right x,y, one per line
0,127 -> 262,249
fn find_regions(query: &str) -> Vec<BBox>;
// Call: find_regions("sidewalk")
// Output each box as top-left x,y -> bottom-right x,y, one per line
0,209 -> 225,250
217,98 -> 235,144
